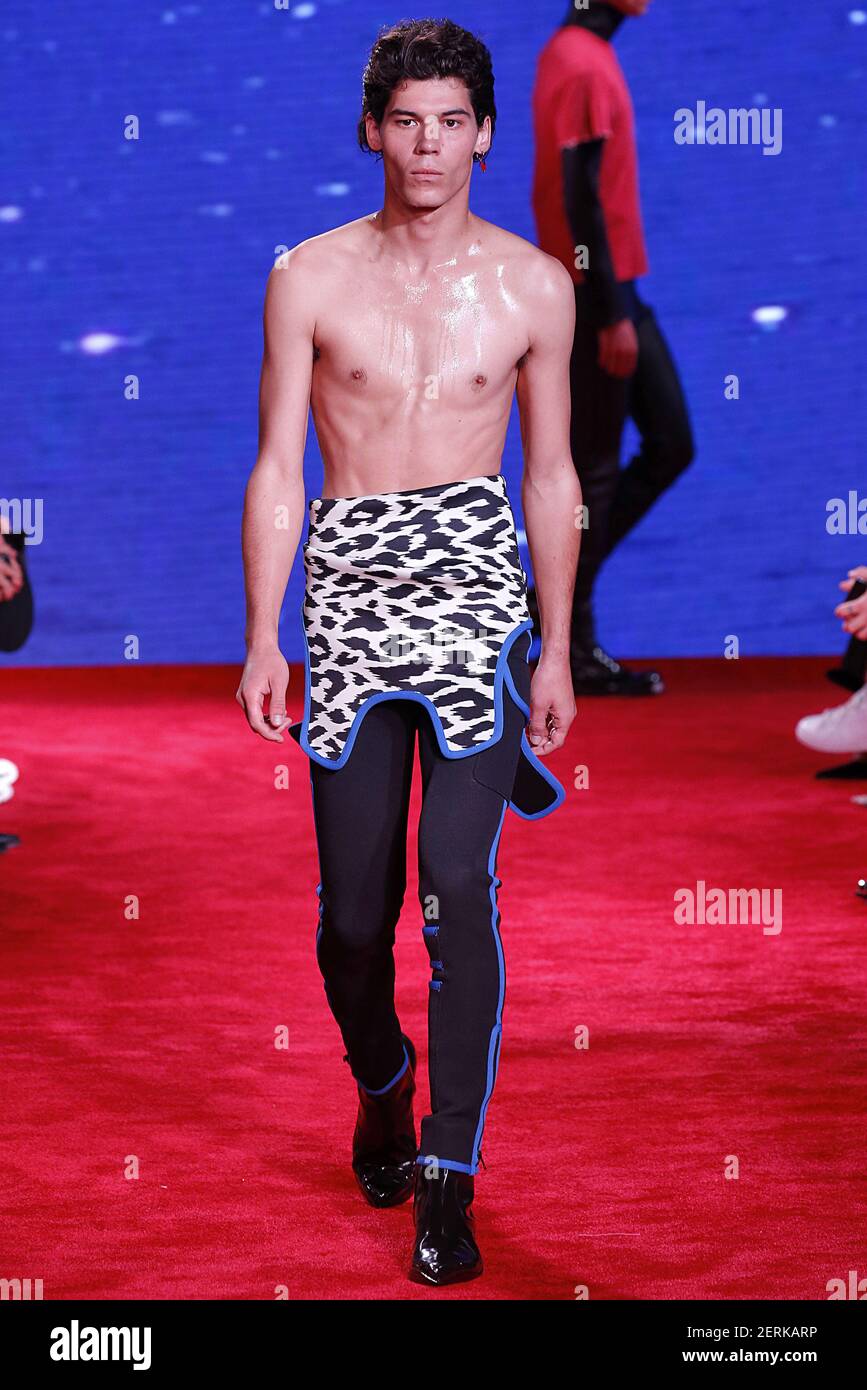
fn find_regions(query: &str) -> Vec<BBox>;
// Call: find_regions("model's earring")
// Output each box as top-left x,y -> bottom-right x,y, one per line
478,152 -> 488,172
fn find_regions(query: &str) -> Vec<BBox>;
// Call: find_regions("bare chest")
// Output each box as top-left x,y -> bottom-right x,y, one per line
313,267 -> 529,401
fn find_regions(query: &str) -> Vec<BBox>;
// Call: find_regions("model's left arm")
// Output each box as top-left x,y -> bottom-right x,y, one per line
515,253 -> 581,755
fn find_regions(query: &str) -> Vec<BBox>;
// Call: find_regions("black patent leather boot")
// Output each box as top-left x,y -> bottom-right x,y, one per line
351,1035 -> 417,1208
409,1162 -> 483,1286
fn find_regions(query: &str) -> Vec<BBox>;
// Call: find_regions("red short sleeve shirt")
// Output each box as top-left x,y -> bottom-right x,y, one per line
532,27 -> 649,285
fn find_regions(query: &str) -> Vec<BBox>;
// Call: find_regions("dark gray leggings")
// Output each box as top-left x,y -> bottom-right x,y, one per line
309,634 -> 530,1175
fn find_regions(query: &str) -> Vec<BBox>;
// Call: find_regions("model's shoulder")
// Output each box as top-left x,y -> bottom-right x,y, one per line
475,219 -> 572,299
526,246 -> 575,301
269,215 -> 376,280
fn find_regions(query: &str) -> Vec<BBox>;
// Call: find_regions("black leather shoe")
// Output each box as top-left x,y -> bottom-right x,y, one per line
409,1163 -> 483,1286
571,645 -> 664,696
351,1036 -> 418,1208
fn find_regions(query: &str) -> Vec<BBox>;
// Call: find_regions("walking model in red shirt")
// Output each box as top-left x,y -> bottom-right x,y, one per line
532,0 -> 695,695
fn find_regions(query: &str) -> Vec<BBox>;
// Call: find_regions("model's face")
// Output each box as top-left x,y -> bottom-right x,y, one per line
366,77 -> 490,210
606,0 -> 652,15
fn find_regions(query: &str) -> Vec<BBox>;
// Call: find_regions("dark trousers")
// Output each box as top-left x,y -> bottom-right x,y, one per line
309,634 -> 530,1175
569,280 -> 695,650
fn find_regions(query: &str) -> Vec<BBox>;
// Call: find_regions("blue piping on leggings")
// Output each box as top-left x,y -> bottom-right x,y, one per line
469,796 -> 508,1172
415,798 -> 508,1178
313,879 -> 326,983
415,1154 -> 476,1176
356,1042 -> 410,1095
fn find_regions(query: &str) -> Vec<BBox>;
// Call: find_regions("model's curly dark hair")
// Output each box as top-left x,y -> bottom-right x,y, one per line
357,17 -> 496,164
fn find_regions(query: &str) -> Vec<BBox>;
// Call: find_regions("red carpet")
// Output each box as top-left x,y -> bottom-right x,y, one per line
1,658 -> 865,1300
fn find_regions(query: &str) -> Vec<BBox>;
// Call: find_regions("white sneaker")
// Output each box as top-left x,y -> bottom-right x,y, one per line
795,684 -> 867,754
0,758 -> 19,806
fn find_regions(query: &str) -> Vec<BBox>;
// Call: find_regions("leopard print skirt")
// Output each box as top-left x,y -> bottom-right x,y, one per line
287,473 -> 564,820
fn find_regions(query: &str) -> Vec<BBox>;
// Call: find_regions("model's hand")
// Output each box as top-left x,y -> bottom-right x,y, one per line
0,534 -> 24,602
835,567 -> 867,640
838,565 -> 867,590
236,645 -> 291,742
598,318 -> 638,378
526,655 -> 576,756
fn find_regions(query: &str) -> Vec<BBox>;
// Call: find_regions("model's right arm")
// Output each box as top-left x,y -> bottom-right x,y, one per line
237,249 -> 316,742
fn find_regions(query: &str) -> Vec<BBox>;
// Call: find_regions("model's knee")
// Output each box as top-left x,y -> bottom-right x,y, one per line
317,882 -> 404,954
417,861 -> 496,922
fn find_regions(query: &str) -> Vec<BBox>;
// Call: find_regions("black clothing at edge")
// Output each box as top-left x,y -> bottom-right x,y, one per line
537,2 -> 696,662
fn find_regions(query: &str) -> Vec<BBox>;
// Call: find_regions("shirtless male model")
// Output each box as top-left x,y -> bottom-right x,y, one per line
238,17 -> 581,1288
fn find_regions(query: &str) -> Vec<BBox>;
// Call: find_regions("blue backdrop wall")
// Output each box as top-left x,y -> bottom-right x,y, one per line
1,0 -> 864,666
